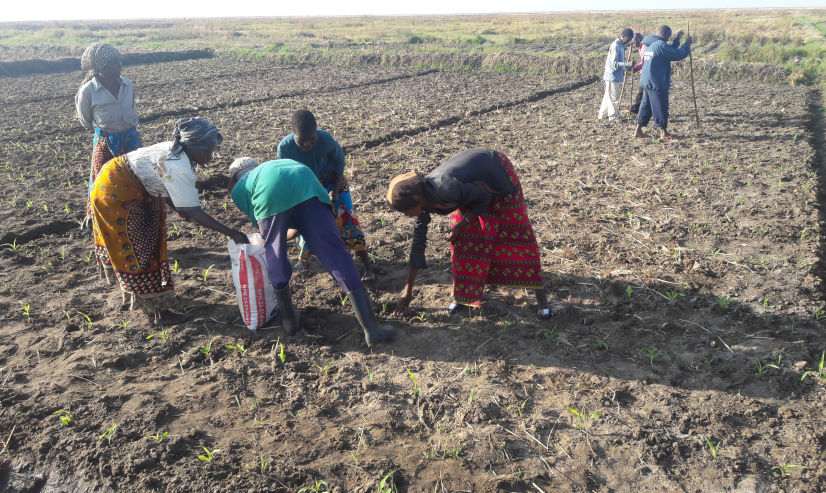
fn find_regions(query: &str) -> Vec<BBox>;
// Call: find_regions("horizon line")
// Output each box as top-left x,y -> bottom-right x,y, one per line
2,6 -> 824,24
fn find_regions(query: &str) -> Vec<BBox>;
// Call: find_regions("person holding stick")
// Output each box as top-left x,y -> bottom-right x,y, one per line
629,33 -> 647,115
598,28 -> 634,122
634,25 -> 693,141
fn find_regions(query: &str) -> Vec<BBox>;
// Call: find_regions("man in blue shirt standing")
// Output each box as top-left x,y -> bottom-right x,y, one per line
634,25 -> 693,141
598,28 -> 634,122
277,110 -> 373,279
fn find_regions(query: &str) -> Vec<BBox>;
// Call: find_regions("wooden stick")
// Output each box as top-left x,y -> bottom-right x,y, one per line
617,42 -> 634,114
687,22 -> 701,128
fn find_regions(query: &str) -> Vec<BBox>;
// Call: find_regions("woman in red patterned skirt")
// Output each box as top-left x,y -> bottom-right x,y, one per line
386,148 -> 552,318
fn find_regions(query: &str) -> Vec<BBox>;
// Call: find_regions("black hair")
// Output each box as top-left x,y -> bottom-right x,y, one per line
291,110 -> 317,137
621,28 -> 634,40
388,174 -> 425,212
658,25 -> 672,39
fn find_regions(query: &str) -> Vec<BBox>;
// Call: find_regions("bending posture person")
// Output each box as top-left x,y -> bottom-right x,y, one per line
228,158 -> 395,347
76,44 -> 142,216
634,25 -> 693,140
598,28 -> 634,122
276,110 -> 373,278
91,117 -> 248,322
386,148 -> 552,318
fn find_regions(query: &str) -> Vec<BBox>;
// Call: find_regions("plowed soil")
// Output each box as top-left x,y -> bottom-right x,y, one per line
1,56 -> 825,492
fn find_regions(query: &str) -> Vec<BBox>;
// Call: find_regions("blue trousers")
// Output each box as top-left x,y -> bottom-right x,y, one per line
637,88 -> 670,130
258,198 -> 363,292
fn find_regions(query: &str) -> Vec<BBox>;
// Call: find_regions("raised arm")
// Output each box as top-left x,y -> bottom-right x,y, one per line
663,37 -> 692,62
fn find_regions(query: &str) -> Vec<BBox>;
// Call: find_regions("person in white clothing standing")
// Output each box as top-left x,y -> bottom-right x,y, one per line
598,28 -> 635,122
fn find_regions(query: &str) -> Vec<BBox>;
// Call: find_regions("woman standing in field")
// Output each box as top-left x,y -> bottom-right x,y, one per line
76,44 -> 142,214
91,117 -> 248,322
386,148 -> 552,318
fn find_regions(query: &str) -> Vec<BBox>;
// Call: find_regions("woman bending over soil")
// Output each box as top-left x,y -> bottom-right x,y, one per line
387,148 -> 552,318
90,117 -> 248,323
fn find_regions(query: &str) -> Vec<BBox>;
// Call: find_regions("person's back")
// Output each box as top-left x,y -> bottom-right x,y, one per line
640,34 -> 690,92
231,159 -> 329,224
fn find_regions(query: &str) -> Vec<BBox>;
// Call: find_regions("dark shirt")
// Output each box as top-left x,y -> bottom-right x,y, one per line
409,148 -> 515,269
640,34 -> 691,93
276,129 -> 345,190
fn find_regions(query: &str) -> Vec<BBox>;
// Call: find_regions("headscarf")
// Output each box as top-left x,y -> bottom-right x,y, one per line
386,171 -> 423,211
81,43 -> 121,75
170,117 -> 223,157
228,157 -> 258,183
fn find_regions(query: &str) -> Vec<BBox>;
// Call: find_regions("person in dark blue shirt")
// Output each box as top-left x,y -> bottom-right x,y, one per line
634,25 -> 693,141
277,110 -> 373,279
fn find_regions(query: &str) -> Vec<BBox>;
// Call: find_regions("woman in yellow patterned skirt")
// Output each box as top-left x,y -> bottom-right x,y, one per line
91,117 -> 248,323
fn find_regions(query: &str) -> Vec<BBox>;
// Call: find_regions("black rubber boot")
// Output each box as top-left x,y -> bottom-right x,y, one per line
274,285 -> 300,335
348,287 -> 396,347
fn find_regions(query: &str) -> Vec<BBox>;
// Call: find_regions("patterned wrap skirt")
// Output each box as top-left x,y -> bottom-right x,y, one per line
449,152 -> 543,305
91,156 -> 173,297
89,127 -> 142,190
333,190 -> 367,254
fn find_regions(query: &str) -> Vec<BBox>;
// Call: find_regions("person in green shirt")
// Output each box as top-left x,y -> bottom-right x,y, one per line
228,157 -> 395,347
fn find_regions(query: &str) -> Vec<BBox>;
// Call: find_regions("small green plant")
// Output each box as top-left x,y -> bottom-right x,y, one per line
315,361 -> 333,378
199,337 -> 220,358
115,319 -> 130,330
98,423 -> 118,444
641,346 -> 659,367
197,446 -> 220,462
406,368 -> 421,397
146,431 -> 169,443
74,311 -> 93,331
664,290 -> 684,302
146,328 -> 171,343
567,406 -> 601,430
754,358 -> 780,377
541,327 -> 559,343
376,469 -> 399,493
201,264 -> 215,282
52,409 -> 73,427
761,296 -> 771,309
772,463 -> 801,478
171,259 -> 181,274
225,342 -> 247,355
716,296 -> 732,311
800,351 -> 826,382
625,285 -> 634,301
84,251 -> 94,264
20,302 -> 31,322
705,436 -> 720,459
297,480 -> 330,493
59,246 -> 66,261
257,454 -> 271,474
593,339 -> 609,351
272,338 -> 287,365
1,238 -> 21,252
814,306 -> 826,320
